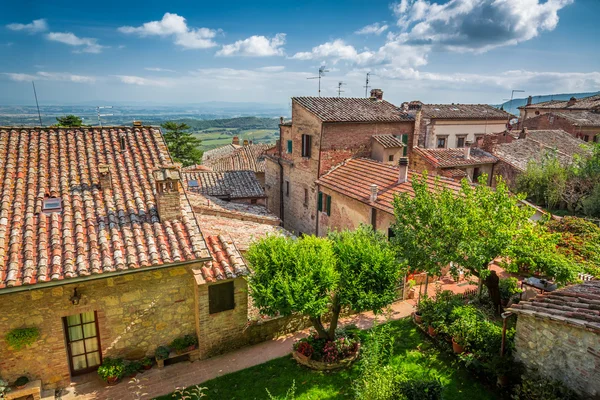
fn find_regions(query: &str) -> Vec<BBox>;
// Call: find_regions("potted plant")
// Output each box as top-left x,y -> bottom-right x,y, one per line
155,346 -> 170,361
141,357 -> 153,370
97,358 -> 125,385
14,376 -> 29,389
170,335 -> 198,354
124,360 -> 142,378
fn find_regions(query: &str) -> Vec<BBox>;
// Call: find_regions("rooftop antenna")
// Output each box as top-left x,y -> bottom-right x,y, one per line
96,106 -> 113,128
32,81 -> 43,127
337,81 -> 346,97
364,72 -> 374,98
307,66 -> 329,97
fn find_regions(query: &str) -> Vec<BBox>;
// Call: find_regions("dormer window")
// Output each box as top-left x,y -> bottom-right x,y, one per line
43,197 -> 62,214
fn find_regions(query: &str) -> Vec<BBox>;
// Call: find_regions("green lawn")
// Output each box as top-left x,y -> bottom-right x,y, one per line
156,318 -> 498,400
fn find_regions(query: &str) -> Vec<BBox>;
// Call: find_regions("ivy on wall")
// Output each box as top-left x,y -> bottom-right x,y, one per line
5,327 -> 40,350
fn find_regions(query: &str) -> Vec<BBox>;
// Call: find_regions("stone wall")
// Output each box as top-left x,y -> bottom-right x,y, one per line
0,265 -> 200,389
514,314 -> 600,398
264,156 -> 282,218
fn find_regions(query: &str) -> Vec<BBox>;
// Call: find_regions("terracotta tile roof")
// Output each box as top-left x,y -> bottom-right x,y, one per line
372,135 -> 405,149
317,158 -> 463,214
413,147 -> 498,168
420,104 -> 512,119
553,111 -> 600,127
202,144 -> 272,173
202,144 -> 241,163
0,127 -> 210,291
520,94 -> 600,110
181,164 -> 213,172
194,234 -> 248,284
493,130 -> 589,171
182,170 -> 265,199
293,97 -> 414,123
509,280 -> 600,333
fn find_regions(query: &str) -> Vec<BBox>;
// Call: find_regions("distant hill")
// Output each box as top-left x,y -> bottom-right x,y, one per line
498,91 -> 600,115
168,116 -> 280,131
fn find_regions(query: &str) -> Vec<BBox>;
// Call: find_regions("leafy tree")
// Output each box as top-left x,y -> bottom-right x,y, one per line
160,122 -> 203,166
56,114 -> 83,127
516,151 -> 566,210
390,173 -> 463,295
247,226 -> 402,341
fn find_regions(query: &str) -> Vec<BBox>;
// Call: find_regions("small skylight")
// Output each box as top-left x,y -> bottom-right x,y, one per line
42,197 -> 62,214
434,108 -> 440,111
452,108 -> 459,111
188,180 -> 199,188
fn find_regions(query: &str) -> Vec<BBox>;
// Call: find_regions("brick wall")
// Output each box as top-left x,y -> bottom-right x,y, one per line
522,113 -> 599,142
514,314 -> 600,398
264,157 -> 282,218
0,266 -> 199,389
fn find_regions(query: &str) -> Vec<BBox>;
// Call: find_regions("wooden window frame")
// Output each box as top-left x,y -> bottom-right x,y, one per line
436,136 -> 447,149
287,140 -> 293,154
209,281 -> 235,314
301,135 -> 312,158
388,154 -> 394,162
456,136 -> 467,148
63,311 -> 102,376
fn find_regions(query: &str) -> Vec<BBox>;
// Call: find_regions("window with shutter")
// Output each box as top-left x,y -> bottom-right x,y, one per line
318,191 -> 323,211
301,135 -> 312,158
287,140 -> 293,153
401,134 -> 408,156
326,195 -> 331,216
209,281 -> 235,314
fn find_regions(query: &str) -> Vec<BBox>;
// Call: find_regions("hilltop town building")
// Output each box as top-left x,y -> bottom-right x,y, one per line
264,90 -> 415,235
202,141 -> 272,188
518,94 -> 600,121
183,170 -> 266,206
521,111 -> 600,143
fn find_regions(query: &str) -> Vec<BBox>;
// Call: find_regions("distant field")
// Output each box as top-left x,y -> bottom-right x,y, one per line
195,128 -> 277,150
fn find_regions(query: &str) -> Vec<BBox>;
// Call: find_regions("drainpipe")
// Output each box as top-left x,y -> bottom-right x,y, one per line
500,311 -> 513,356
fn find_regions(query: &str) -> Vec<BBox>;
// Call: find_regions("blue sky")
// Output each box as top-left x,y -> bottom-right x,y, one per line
1,0 -> 599,106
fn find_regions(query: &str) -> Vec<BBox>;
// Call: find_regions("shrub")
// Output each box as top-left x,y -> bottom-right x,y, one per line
97,358 -> 124,382
499,277 -> 521,304
293,329 -> 358,363
155,346 -> 170,360
140,357 -> 152,368
512,371 -> 580,400
14,376 -> 29,387
170,334 -> 198,352
5,327 -> 40,350
395,374 -> 444,400
123,360 -> 142,377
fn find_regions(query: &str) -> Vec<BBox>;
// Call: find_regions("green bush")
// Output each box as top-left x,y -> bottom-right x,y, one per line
123,360 -> 141,377
155,346 -> 170,360
14,376 -> 29,387
395,374 -> 444,400
5,327 -> 40,350
97,358 -> 124,381
170,334 -> 198,352
499,277 -> 521,304
512,371 -> 580,400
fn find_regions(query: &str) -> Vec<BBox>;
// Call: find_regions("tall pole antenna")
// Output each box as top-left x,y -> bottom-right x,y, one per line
32,81 -> 43,127
337,81 -> 346,97
96,106 -> 113,128
364,72 -> 373,98
307,66 -> 329,97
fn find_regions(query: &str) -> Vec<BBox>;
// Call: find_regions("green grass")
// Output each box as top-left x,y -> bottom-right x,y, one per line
194,129 -> 277,150
156,318 -> 498,400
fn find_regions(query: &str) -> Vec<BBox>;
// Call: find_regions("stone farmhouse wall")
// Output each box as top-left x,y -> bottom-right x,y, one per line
0,265 -> 199,389
514,314 -> 600,398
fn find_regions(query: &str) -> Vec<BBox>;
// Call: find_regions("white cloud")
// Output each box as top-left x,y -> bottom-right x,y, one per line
46,32 -> 106,53
355,23 -> 389,35
217,34 -> 286,57
118,13 -> 218,49
292,39 -> 366,62
115,75 -> 169,86
145,67 -> 176,72
256,66 -> 285,72
6,19 -> 48,34
2,71 -> 95,83
391,0 -> 574,52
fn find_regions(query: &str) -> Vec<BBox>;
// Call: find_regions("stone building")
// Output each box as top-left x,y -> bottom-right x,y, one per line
518,94 -> 600,121
521,111 -> 600,143
265,90 -> 415,235
202,142 -> 272,188
411,146 -> 498,185
315,157 -> 463,236
0,127 -> 253,391
182,170 -> 267,206
407,102 -> 512,149
508,280 -> 600,399
370,134 -> 407,165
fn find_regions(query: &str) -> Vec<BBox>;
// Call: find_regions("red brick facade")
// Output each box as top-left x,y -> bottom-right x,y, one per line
521,113 -> 599,143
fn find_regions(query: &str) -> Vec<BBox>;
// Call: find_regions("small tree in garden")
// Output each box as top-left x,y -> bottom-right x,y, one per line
160,121 -> 203,166
247,226 -> 402,341
390,173 -> 462,295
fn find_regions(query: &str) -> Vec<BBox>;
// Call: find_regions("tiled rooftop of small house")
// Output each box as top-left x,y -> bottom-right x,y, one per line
202,143 -> 272,173
509,280 -> 600,333
194,234 -> 249,285
413,147 -> 498,168
519,94 -> 600,110
202,143 -> 241,163
0,127 -> 210,290
419,103 -> 512,119
183,170 -> 265,199
317,158 -> 463,214
553,111 -> 600,127
493,129 -> 589,171
372,134 -> 406,148
293,97 -> 413,123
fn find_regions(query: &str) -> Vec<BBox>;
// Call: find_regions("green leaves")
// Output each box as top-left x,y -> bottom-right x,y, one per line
55,114 -> 83,127
5,327 -> 40,351
160,121 -> 203,167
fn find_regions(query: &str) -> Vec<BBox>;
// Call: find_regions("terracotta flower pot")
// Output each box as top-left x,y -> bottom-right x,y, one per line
452,338 -> 465,354
143,365 -> 152,370
16,385 -> 26,390
413,312 -> 422,324
106,376 -> 120,386
428,325 -> 437,337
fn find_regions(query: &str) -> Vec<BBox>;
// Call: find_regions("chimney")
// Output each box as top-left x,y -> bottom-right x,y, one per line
519,127 -> 528,139
133,120 -> 142,127
280,116 -> 284,124
370,184 -> 378,202
249,140 -> 253,145
243,139 -> 249,146
567,96 -> 577,107
232,136 -> 240,146
370,89 -> 383,101
98,164 -> 111,190
398,157 -> 409,184
153,166 -> 182,221
464,141 -> 472,159
526,96 -> 532,106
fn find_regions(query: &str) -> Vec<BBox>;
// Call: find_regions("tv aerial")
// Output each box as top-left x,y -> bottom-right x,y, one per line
307,66 -> 329,97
